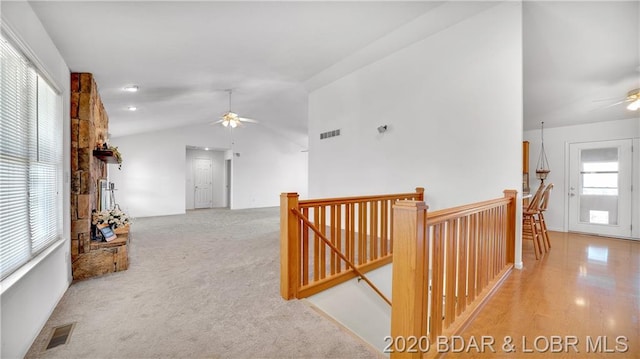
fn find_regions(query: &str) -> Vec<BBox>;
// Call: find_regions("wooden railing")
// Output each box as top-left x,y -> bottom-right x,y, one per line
390,190 -> 517,358
280,188 -> 424,300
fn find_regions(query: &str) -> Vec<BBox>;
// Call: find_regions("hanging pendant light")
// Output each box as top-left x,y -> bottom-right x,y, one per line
535,121 -> 550,183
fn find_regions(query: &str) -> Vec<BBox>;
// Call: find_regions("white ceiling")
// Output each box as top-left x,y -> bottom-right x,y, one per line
28,1 -> 443,137
524,1 -> 639,131
26,1 -> 640,136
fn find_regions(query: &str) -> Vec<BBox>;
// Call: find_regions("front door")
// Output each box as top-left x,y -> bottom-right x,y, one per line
194,158 -> 213,209
568,139 -> 633,238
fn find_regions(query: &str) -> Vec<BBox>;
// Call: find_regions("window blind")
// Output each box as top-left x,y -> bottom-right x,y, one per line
0,34 -> 63,280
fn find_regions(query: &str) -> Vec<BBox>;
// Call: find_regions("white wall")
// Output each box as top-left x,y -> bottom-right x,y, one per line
309,2 -> 523,259
524,118 -> 640,238
185,149 -> 226,209
110,120 -> 308,217
1,2 -> 72,358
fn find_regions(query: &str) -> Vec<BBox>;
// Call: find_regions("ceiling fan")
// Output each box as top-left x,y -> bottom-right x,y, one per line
214,89 -> 258,128
600,88 -> 640,111
625,88 -> 640,111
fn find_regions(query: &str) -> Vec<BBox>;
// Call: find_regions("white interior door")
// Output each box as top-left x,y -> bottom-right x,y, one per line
225,159 -> 231,208
194,158 -> 213,209
568,140 -> 633,237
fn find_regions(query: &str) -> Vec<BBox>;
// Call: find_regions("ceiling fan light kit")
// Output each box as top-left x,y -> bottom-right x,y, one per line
626,89 -> 640,111
214,90 -> 258,128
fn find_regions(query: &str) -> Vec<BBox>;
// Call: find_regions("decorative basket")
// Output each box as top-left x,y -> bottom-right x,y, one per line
113,224 -> 130,235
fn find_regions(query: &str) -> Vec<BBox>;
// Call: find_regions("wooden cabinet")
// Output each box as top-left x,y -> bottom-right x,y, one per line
523,141 -> 529,173
523,141 -> 530,194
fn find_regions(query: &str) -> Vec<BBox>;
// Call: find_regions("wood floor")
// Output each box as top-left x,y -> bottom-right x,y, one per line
454,231 -> 639,358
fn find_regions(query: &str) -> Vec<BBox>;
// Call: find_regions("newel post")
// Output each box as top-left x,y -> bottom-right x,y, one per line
390,200 -> 429,359
503,190 -> 518,264
280,192 -> 300,300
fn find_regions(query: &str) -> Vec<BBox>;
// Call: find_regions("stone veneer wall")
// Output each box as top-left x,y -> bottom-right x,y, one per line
70,73 -> 109,278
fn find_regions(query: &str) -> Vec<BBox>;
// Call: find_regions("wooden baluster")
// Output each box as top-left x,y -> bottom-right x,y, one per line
469,213 -> 478,300
280,192 -> 300,300
503,190 -> 517,265
313,207 -> 320,282
488,208 -> 495,278
457,216 -> 468,316
319,206 -> 326,279
496,206 -> 504,275
390,200 -> 395,254
489,209 -> 495,278
502,205 -> 507,267
330,205 -> 336,276
495,207 -> 504,275
445,219 -> 457,327
484,210 -> 490,287
496,207 -> 501,274
336,204 -> 348,273
390,200 -> 428,359
495,207 -> 500,274
491,207 -> 501,279
380,200 -> 390,257
359,202 -> 366,265
503,204 -> 508,267
349,203 -> 355,264
480,211 -> 487,291
302,207 -> 309,286
431,222 -> 445,341
496,207 -> 500,275
370,200 -> 378,260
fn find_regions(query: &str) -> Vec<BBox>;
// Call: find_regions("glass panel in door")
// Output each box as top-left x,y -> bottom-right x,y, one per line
568,139 -> 632,238
578,148 -> 619,225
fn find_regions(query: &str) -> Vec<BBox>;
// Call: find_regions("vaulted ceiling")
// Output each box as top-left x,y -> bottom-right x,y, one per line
524,1 -> 639,131
25,1 -> 640,137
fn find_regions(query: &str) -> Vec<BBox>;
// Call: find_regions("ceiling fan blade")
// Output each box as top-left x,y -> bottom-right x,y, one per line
212,119 -> 224,124
239,117 -> 258,123
601,99 -> 629,109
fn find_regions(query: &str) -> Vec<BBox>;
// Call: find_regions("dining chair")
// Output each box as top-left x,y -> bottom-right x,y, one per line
536,183 -> 554,252
522,184 -> 545,259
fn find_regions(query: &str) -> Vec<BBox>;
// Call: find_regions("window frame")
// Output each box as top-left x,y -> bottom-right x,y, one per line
1,30 -> 65,282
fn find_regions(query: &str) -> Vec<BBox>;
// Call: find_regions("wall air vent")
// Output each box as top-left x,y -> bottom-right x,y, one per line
320,129 -> 341,140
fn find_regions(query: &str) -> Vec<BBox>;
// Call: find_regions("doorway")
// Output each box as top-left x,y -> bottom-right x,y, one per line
186,148 -> 226,210
225,159 -> 231,208
194,158 -> 213,209
568,139 -> 633,238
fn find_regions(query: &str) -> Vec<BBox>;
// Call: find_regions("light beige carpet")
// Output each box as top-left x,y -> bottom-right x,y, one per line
25,207 -> 379,359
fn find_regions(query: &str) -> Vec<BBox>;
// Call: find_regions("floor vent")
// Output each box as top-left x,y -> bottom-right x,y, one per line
46,323 -> 75,350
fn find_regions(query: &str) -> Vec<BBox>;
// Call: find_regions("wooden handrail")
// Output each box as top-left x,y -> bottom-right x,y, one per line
390,190 -> 518,358
299,187 -> 424,208
280,187 -> 425,301
427,197 -> 510,224
291,207 -> 392,306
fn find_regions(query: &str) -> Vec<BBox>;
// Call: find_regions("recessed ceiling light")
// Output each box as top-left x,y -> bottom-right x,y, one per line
127,106 -> 137,111
123,85 -> 139,92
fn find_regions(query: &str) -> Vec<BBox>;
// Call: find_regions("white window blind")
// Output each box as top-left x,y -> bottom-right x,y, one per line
0,34 -> 63,280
